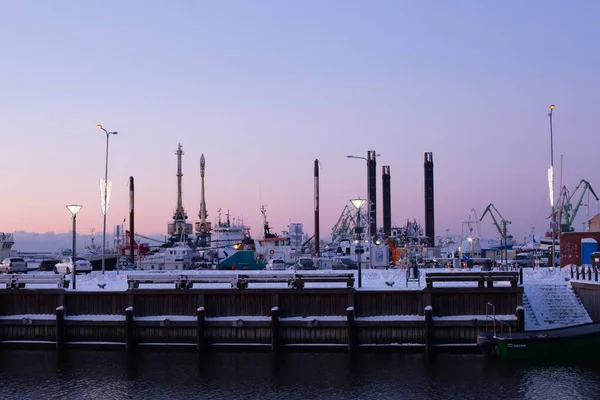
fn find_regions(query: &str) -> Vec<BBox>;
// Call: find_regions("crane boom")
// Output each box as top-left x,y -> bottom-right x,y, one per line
561,179 -> 599,232
479,203 -> 512,239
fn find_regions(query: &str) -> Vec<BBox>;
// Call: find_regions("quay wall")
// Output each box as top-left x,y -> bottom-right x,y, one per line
0,287 -> 523,353
572,281 -> 600,321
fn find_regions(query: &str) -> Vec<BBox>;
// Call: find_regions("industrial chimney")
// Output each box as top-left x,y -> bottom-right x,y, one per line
314,159 -> 320,256
424,152 -> 435,244
382,166 -> 391,237
367,150 -> 377,241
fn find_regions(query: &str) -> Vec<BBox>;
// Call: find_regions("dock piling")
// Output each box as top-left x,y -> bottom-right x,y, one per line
125,306 -> 134,354
197,306 -> 205,352
55,305 -> 65,351
271,306 -> 279,353
516,306 -> 525,331
346,306 -> 356,354
519,268 -> 523,285
425,305 -> 433,357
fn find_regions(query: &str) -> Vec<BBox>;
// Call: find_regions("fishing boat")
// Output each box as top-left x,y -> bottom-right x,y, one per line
197,210 -> 265,270
478,322 -> 600,359
257,206 -> 304,267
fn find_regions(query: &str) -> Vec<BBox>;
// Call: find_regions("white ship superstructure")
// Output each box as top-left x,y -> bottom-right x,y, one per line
0,232 -> 16,259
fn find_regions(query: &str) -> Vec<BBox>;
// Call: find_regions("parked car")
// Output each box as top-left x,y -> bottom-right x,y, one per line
266,259 -> 286,271
0,257 -> 28,273
295,257 -> 316,270
54,257 -> 93,274
38,259 -> 61,272
332,257 -> 358,270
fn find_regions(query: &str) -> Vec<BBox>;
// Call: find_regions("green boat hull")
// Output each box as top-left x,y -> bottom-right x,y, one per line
483,322 -> 600,359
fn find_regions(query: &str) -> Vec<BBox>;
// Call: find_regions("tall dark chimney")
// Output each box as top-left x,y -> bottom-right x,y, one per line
382,165 -> 391,237
314,159 -> 320,256
367,150 -> 377,241
129,176 -> 135,263
424,152 -> 435,244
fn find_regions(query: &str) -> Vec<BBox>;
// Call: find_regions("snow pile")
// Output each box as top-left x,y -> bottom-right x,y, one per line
521,267 -> 592,330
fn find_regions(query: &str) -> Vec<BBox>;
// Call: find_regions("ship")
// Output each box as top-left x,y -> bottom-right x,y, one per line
0,232 -> 17,260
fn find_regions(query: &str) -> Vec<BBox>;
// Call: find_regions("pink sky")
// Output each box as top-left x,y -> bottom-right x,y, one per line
2,1 -> 599,242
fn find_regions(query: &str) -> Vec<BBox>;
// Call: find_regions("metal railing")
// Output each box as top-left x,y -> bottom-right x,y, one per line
570,265 -> 599,282
485,302 -> 512,338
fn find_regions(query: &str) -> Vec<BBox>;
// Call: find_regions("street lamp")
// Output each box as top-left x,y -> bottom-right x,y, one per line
66,205 -> 83,290
350,198 -> 366,288
97,124 -> 118,274
547,105 -> 556,267
347,152 -> 380,268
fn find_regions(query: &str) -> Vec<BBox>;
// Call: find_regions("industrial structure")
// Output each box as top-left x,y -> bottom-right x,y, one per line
195,154 -> 212,247
424,152 -> 435,244
382,165 -> 391,237
167,144 -> 193,243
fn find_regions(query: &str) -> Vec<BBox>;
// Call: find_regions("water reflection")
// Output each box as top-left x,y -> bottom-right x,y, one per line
1,350 -> 600,399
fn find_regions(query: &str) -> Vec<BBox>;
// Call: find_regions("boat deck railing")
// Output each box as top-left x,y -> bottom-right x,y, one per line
485,302 -> 512,338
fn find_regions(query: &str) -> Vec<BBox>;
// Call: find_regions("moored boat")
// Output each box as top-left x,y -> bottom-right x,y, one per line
478,322 -> 600,359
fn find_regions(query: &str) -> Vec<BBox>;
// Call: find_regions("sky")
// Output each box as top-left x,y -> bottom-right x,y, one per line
2,0 -> 600,246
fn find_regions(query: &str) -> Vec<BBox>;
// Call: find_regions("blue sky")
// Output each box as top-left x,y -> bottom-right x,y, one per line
1,0 -> 599,243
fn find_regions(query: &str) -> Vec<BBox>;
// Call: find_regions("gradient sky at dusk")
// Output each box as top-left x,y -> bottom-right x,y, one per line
2,1 -> 599,244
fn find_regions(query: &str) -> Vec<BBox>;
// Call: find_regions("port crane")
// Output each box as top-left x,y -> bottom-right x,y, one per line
557,179 -> 599,232
480,204 -> 513,243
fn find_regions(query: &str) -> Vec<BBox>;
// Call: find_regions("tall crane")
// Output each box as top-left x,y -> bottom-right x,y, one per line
480,204 -> 513,242
480,204 -> 512,268
559,179 -> 599,232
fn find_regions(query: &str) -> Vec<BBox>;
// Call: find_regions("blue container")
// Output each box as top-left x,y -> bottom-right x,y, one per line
581,239 -> 598,265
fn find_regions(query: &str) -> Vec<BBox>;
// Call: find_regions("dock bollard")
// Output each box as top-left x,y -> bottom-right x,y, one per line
519,268 -> 523,285
425,305 -> 433,357
197,307 -> 205,353
125,306 -> 134,354
346,306 -> 356,354
271,306 -> 279,353
516,306 -> 525,331
56,305 -> 65,351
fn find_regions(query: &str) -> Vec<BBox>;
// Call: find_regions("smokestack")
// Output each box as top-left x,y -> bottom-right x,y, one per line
382,166 -> 391,237
424,152 -> 435,244
314,159 -> 320,256
367,151 -> 377,241
129,176 -> 134,263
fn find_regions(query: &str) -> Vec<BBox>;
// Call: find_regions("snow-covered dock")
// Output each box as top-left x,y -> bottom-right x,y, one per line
0,266 -> 596,353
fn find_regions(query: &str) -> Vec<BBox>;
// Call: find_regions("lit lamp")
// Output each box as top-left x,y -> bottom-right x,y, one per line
547,105 -> 556,268
97,124 -> 118,274
66,205 -> 83,290
350,198 -> 366,288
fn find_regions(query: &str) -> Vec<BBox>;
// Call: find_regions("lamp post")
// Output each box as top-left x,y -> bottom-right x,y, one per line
96,124 -> 118,274
66,205 -> 83,290
547,105 -> 556,267
350,198 -> 366,288
347,153 -> 380,268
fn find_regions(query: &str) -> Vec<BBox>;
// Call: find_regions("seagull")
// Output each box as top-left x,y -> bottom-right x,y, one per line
97,282 -> 107,289
385,280 -> 395,287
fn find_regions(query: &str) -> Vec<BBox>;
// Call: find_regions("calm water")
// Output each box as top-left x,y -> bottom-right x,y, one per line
1,350 -> 600,400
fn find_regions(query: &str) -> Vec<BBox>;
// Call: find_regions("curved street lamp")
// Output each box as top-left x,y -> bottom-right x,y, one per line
97,124 -> 118,274
350,198 -> 366,288
66,205 -> 83,289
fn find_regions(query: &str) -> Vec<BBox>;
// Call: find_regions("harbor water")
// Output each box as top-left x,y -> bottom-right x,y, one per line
1,350 -> 600,399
